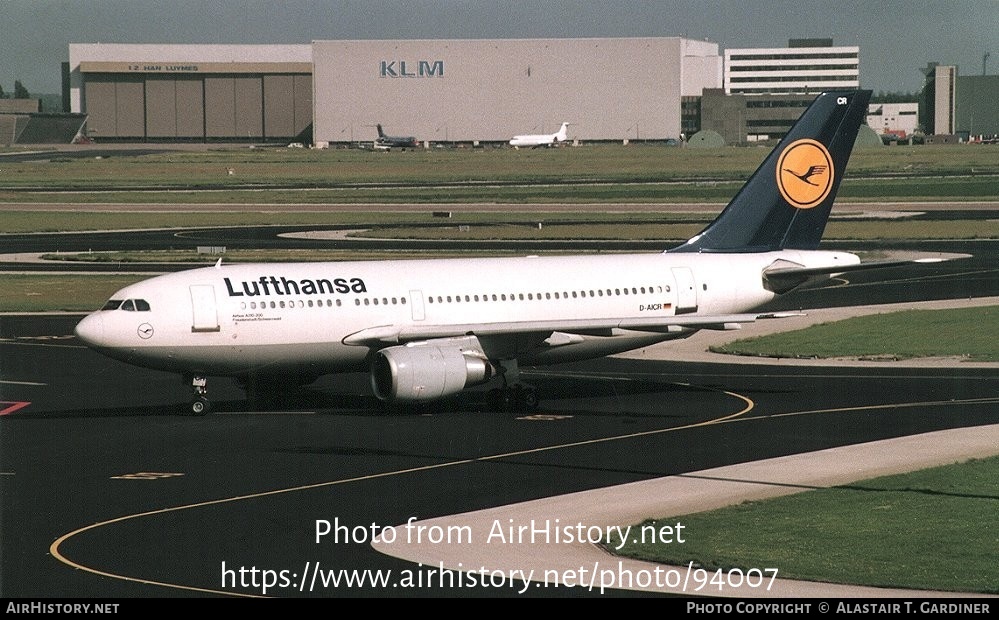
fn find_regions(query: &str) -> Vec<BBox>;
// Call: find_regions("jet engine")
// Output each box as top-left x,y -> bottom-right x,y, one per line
371,338 -> 494,402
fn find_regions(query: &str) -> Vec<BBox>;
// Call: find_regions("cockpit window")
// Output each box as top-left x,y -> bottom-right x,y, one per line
101,298 -> 150,312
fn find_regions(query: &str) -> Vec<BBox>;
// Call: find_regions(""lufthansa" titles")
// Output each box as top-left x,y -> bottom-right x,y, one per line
224,276 -> 367,297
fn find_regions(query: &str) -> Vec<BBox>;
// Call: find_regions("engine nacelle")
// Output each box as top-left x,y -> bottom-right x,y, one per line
371,338 -> 494,402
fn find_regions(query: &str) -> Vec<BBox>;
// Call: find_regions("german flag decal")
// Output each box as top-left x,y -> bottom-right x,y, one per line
776,139 -> 834,209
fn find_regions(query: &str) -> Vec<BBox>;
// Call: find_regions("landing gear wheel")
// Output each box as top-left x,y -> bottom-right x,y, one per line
486,385 -> 539,413
190,396 -> 211,416
516,387 -> 539,413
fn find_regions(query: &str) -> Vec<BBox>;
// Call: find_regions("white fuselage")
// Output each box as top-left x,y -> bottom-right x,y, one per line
509,135 -> 557,147
509,123 -> 569,148
74,249 -> 855,380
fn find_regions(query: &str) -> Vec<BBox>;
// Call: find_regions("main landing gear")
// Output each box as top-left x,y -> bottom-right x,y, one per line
186,375 -> 211,416
485,384 -> 539,413
485,358 -> 539,413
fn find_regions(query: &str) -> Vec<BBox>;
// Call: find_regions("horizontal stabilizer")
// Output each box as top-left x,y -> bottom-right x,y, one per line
763,257 -> 955,294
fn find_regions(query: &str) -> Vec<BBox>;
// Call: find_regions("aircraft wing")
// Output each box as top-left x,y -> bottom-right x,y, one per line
341,312 -> 801,346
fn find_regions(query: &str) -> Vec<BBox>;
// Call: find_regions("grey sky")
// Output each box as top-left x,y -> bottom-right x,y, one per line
2,0 -> 996,95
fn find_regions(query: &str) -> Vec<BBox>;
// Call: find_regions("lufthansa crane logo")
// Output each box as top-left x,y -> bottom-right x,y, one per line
776,139 -> 834,209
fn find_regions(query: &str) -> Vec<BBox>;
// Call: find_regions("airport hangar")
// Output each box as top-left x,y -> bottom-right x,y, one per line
67,38 -> 722,144
67,44 -> 314,143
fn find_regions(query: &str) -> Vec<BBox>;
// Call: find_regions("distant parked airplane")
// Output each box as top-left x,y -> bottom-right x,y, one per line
509,122 -> 570,148
374,124 -> 418,150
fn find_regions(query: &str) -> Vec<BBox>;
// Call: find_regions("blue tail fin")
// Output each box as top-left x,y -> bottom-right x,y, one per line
672,90 -> 872,253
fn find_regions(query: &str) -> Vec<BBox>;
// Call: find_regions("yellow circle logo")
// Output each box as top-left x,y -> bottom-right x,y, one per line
776,139 -> 834,209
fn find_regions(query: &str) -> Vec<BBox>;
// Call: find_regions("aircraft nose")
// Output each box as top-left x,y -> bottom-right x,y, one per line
74,313 -> 105,348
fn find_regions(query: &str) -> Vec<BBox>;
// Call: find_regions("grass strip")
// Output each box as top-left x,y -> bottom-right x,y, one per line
0,211 -> 710,234
605,455 -> 999,594
5,210 -> 999,239
0,274 -> 151,312
1,144 -> 995,203
2,176 -> 996,205
711,306 -> 999,362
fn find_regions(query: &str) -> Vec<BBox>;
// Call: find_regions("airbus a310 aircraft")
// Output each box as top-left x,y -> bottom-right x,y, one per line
509,122 -> 570,148
76,90 -> 938,415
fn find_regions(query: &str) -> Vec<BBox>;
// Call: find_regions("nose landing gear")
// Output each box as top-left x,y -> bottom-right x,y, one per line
186,375 -> 211,415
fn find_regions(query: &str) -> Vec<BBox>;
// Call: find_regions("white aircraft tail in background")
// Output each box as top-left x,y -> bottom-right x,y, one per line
509,122 -> 570,148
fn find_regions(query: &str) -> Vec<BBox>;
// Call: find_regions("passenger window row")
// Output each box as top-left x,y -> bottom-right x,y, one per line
424,285 -> 671,305
240,299 -> 347,310
233,285 -> 673,312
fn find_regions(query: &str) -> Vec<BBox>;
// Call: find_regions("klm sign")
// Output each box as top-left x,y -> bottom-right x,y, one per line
379,60 -> 444,78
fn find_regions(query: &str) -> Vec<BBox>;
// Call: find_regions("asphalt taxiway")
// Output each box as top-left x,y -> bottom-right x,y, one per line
2,302 -> 998,597
1,212 -> 998,597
